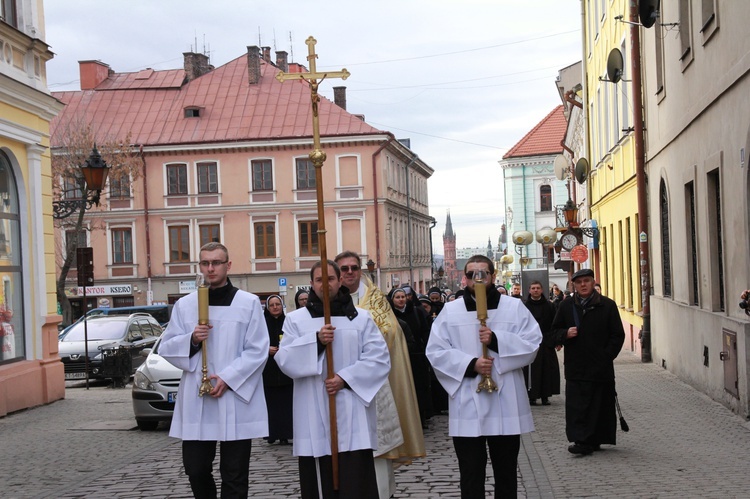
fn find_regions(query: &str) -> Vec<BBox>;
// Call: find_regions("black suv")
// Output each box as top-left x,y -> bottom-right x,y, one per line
58,313 -> 162,383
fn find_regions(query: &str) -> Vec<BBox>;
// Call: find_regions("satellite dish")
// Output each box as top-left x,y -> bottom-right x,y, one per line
553,154 -> 569,181
607,49 -> 624,83
575,158 -> 590,185
638,0 -> 660,29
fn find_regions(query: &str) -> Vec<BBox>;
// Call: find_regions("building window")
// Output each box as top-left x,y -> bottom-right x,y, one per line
1,0 -> 17,28
660,180 -> 672,297
199,224 -> 220,247
109,174 -> 130,198
254,222 -> 276,258
197,162 -> 218,194
539,185 -> 552,212
111,228 -> 133,264
251,160 -> 273,191
169,226 -> 190,262
655,23 -> 665,96
700,0 -> 715,32
0,152 -> 23,363
686,182 -> 699,306
167,164 -> 188,195
296,158 -> 316,190
63,176 -> 83,200
707,170 -> 724,311
678,0 -> 692,61
65,230 -> 87,269
298,221 -> 319,256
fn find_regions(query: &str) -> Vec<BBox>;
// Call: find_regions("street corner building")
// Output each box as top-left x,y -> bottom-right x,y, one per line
0,3 -> 66,415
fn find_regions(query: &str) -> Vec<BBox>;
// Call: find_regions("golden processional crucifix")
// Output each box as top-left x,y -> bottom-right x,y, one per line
275,35 -> 349,491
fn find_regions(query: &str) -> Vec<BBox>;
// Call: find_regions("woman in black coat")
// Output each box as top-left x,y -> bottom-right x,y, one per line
262,295 -> 293,444
524,289 -> 561,405
389,287 -> 433,427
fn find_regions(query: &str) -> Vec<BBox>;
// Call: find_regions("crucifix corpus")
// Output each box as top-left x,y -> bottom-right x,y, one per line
276,35 -> 349,491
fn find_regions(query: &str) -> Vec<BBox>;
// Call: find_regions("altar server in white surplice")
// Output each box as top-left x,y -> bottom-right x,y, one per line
426,254 -> 541,499
275,260 -> 390,499
159,242 -> 269,499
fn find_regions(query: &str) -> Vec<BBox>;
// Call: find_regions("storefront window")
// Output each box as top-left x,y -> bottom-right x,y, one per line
0,152 -> 23,364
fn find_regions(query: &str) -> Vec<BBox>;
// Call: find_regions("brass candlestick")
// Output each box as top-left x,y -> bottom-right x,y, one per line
197,274 -> 214,397
474,270 -> 498,393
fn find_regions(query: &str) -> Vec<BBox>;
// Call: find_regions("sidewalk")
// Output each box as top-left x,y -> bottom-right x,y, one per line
2,351 -> 750,498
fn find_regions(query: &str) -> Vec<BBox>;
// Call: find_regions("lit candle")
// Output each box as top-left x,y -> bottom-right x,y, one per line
474,272 -> 488,323
197,275 -> 209,326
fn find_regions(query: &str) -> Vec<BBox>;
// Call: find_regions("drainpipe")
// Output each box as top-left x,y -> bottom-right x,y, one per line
630,2 -> 651,363
372,137 -> 394,286
429,217 -> 437,285
140,145 -> 152,305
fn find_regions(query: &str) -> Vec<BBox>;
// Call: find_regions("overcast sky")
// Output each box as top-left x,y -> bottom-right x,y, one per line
44,0 -> 582,253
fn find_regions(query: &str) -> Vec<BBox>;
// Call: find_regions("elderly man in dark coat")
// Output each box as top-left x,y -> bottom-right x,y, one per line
552,268 -> 625,456
523,280 -> 560,406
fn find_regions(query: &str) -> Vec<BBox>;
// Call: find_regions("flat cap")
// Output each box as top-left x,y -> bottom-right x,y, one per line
571,268 -> 595,281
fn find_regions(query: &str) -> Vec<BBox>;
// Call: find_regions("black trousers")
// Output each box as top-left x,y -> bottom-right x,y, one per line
298,449 -> 378,499
182,439 -> 252,499
453,435 -> 520,499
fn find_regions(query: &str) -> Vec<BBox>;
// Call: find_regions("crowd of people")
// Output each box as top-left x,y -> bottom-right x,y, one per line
161,242 -> 624,498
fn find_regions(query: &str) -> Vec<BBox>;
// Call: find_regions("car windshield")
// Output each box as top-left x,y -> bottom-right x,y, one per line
62,319 -> 127,342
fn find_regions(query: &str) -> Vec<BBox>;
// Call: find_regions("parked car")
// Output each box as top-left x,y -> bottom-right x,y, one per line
58,314 -> 162,383
58,305 -> 172,340
132,335 -> 182,431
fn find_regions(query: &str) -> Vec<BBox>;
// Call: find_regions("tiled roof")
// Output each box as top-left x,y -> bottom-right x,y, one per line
51,55 -> 383,146
502,105 -> 566,159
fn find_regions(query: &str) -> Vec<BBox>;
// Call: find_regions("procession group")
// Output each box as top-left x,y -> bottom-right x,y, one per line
159,242 -> 625,499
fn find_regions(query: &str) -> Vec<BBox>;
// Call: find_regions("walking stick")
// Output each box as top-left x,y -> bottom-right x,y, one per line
276,37 -> 349,490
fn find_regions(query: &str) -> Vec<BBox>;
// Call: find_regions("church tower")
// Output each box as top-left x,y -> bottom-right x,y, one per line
442,210 -> 457,290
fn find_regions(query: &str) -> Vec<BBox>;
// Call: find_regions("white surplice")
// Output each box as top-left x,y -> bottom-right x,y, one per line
426,296 -> 541,437
159,290 -> 269,441
275,307 -> 390,458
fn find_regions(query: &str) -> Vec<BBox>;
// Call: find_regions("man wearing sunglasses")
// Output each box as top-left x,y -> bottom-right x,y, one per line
333,250 -> 425,499
426,255 -> 542,498
160,242 -> 270,498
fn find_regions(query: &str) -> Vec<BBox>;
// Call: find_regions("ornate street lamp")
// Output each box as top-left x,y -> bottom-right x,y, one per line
53,146 -> 110,219
562,198 -> 579,227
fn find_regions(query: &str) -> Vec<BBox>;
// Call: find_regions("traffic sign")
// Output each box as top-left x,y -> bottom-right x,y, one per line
278,277 -> 287,287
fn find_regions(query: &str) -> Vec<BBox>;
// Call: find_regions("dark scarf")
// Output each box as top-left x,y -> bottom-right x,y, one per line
573,290 -> 602,314
463,284 -> 501,311
306,285 -> 359,321
208,278 -> 238,306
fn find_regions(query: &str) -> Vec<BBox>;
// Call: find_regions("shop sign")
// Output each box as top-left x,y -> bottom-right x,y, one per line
66,284 -> 133,297
179,281 -> 196,293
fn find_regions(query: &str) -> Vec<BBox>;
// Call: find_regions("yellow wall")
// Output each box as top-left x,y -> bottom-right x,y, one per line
585,0 -> 643,338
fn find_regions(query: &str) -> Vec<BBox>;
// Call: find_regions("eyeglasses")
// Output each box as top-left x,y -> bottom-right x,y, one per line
339,265 -> 360,273
465,270 -> 489,280
199,260 -> 228,268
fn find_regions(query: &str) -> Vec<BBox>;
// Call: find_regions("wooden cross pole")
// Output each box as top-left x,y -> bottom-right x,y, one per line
276,36 -> 349,491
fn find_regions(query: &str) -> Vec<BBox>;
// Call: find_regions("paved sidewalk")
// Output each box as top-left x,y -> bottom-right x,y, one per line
2,351 -> 750,498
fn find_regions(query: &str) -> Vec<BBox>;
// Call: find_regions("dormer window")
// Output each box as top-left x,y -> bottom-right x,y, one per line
184,107 -> 201,118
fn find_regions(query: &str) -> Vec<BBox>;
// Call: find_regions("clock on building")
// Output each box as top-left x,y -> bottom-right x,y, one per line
561,230 -> 579,251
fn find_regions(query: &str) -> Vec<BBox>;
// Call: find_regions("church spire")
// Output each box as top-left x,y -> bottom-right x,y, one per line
444,209 -> 455,239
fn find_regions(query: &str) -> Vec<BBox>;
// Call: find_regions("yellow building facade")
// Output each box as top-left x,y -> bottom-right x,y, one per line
0,3 -> 65,416
584,0 -> 643,351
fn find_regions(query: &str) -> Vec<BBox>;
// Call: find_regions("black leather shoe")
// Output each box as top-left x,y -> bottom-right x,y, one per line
541,398 -> 550,405
568,443 -> 594,455
529,399 -> 538,405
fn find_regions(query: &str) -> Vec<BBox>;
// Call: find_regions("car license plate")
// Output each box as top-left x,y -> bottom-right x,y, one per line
65,372 -> 87,380
168,392 -> 178,403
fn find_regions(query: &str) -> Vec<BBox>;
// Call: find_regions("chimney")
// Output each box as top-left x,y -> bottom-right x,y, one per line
183,52 -> 212,82
247,46 -> 261,84
333,86 -> 347,110
262,46 -> 271,63
79,60 -> 111,90
275,51 -> 288,72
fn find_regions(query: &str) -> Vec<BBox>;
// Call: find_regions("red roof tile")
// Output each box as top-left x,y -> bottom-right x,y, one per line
52,53 -> 383,146
502,105 -> 566,159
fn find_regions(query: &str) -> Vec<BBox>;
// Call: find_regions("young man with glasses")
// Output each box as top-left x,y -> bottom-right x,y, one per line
160,242 -> 270,498
426,255 -> 541,498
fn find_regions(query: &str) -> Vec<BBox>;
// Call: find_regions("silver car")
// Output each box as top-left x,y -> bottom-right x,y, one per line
131,336 -> 182,431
